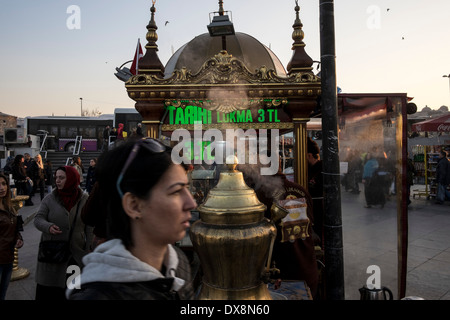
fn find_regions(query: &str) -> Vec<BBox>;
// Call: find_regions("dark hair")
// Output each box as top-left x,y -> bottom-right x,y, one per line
13,154 -> 24,166
72,156 -> 81,165
307,137 -> 320,157
95,139 -> 174,248
55,166 -> 66,173
0,173 -> 13,212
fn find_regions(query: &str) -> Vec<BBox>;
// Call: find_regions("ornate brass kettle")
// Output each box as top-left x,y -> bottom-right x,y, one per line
190,159 -> 276,300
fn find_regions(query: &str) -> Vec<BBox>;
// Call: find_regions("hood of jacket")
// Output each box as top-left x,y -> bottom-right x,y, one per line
73,239 -> 185,290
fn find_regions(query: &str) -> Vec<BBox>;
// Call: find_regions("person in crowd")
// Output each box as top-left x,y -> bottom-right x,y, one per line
109,127 -> 118,145
67,138 -> 196,300
102,125 -> 110,152
307,137 -> 324,245
44,160 -> 54,194
435,149 -> 450,205
0,173 -> 24,300
378,149 -> 394,200
30,154 -> 46,201
33,166 -> 92,300
116,123 -> 124,144
343,149 -> 362,194
23,153 -> 33,178
71,156 -> 84,185
84,158 -> 97,194
128,127 -> 138,139
1,156 -> 14,176
23,153 -> 34,196
362,151 -> 383,208
406,153 -> 416,206
11,155 -> 33,206
136,123 -> 144,138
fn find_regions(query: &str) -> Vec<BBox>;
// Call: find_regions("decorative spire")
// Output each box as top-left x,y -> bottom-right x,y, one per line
138,0 -> 165,77
286,0 -> 313,75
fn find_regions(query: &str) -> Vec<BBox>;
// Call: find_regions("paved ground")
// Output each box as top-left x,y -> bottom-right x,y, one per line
5,184 -> 450,300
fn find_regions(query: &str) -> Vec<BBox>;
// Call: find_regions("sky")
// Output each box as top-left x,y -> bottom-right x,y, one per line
1,0 -> 450,119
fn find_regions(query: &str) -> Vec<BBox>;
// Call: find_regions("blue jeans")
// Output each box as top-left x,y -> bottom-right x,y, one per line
0,263 -> 13,300
436,183 -> 450,203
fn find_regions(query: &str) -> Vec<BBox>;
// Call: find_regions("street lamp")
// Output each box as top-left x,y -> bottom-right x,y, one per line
207,0 -> 235,51
80,97 -> 83,116
115,60 -> 133,82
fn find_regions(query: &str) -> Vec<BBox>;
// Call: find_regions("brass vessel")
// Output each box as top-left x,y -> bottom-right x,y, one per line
190,159 -> 276,300
11,195 -> 30,281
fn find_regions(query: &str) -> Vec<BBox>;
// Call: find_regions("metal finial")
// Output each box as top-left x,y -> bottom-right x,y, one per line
145,0 -> 158,46
294,0 -> 301,21
292,0 -> 304,43
148,0 -> 157,29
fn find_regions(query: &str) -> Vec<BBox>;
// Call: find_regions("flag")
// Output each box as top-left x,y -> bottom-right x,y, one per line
130,39 -> 143,75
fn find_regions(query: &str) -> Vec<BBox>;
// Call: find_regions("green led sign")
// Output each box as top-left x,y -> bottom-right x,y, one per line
165,105 -> 281,125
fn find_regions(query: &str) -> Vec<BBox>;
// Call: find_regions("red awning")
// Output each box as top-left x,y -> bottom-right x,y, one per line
411,113 -> 450,132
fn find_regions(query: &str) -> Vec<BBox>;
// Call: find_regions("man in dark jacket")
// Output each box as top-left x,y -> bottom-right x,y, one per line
307,137 -> 324,244
11,155 -> 33,206
136,123 -> 144,138
435,150 -> 450,204
102,125 -> 110,152
23,153 -> 34,195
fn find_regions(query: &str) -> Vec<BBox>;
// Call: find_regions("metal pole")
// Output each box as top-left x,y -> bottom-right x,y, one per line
319,0 -> 345,300
219,1 -> 226,51
398,96 -> 409,299
80,97 -> 83,116
444,74 -> 450,98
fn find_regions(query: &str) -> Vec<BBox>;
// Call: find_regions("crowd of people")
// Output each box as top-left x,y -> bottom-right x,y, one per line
2,153 -> 52,207
341,146 -> 450,207
340,147 -> 400,209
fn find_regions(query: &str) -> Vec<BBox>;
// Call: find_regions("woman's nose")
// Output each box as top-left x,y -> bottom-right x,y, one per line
185,191 -> 197,211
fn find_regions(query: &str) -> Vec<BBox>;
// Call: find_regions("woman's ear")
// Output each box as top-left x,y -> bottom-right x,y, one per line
121,192 -> 142,220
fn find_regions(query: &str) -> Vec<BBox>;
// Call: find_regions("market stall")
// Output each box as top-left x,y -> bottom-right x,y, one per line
124,1 -> 322,300
410,113 -> 450,199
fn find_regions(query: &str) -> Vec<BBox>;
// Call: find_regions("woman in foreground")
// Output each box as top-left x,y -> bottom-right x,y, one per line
67,138 -> 197,300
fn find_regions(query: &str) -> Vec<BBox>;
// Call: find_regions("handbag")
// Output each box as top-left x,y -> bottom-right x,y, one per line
37,202 -> 81,263
38,240 -> 70,263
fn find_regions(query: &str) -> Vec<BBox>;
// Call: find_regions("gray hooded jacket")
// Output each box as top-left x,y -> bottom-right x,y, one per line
66,239 -> 194,300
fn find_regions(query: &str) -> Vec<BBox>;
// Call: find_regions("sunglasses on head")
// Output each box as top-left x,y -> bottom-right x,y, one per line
116,138 -> 167,198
